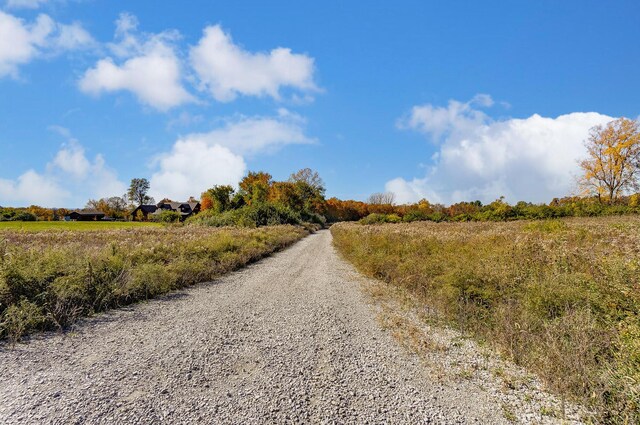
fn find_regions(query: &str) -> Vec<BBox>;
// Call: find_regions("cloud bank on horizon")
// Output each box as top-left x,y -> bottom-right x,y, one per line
386,95 -> 615,205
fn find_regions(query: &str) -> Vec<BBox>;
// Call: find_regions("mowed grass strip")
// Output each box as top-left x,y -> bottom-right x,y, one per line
0,221 -> 161,232
0,225 -> 308,343
331,217 -> 640,424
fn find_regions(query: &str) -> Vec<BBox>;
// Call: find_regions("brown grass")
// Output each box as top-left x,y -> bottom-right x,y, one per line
0,225 -> 309,343
331,217 -> 640,423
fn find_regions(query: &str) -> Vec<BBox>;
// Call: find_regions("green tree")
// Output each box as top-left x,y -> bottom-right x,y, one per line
127,178 -> 154,206
201,185 -> 235,213
289,168 -> 326,214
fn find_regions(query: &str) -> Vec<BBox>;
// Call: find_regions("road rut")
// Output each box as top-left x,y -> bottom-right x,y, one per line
0,230 -> 506,424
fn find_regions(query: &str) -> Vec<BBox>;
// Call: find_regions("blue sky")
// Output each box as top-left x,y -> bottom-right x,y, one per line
1,0 -> 639,207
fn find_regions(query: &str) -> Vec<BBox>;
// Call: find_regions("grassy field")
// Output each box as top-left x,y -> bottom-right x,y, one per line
0,221 -> 161,232
0,224 -> 309,343
332,217 -> 640,424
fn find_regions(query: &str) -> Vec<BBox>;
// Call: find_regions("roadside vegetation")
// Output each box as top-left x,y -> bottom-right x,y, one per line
0,221 -> 160,231
0,225 -> 308,343
332,217 -> 640,423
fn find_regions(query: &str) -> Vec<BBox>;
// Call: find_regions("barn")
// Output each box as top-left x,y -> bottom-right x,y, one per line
67,209 -> 106,221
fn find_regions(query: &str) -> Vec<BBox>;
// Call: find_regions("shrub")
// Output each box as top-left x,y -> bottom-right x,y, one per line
402,210 -> 431,222
359,213 -> 401,225
10,212 -> 37,222
153,210 -> 182,223
0,299 -> 46,343
189,203 -> 302,227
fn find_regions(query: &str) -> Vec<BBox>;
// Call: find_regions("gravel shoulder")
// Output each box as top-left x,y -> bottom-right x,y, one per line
0,230 -> 574,424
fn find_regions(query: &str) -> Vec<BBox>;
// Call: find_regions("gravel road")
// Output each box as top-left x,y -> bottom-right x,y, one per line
1,230 -> 510,424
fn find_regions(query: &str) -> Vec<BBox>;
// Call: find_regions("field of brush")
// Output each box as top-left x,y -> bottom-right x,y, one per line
331,217 -> 640,423
0,224 -> 308,343
0,221 -> 161,231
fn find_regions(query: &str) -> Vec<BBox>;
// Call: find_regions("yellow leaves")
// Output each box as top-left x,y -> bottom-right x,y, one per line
579,118 -> 640,203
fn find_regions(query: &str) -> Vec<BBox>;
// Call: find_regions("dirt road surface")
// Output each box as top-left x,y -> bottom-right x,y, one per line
1,230 -> 515,424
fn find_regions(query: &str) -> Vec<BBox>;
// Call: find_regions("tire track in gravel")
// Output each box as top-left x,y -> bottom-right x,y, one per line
0,230 -> 506,424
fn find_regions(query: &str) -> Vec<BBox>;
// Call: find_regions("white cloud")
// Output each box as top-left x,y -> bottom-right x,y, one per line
79,13 -> 192,111
0,12 -> 51,77
0,170 -> 69,207
387,96 -> 615,204
179,110 -> 312,156
149,142 -> 246,202
51,141 -> 91,177
0,140 -> 126,207
53,22 -> 95,51
190,25 -> 317,102
149,112 -> 313,200
0,11 -> 94,78
397,94 -> 493,141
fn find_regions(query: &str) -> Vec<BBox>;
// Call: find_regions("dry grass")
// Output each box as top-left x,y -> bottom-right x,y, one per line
332,217 -> 640,423
0,221 -> 161,232
0,225 -> 309,343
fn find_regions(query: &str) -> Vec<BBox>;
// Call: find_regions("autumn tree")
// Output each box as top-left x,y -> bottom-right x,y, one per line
325,198 -> 370,221
27,205 -> 54,221
416,199 -> 434,214
239,172 -> 273,205
579,118 -> 640,204
201,185 -> 235,213
127,178 -> 154,206
269,181 -> 302,210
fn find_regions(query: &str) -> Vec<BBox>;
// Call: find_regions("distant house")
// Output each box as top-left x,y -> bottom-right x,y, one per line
131,200 -> 200,221
67,209 -> 106,221
130,204 -> 159,221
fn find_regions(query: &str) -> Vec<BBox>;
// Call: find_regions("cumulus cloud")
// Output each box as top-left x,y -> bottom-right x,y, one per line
79,13 -> 192,111
0,11 -> 94,78
150,111 -> 313,200
190,25 -> 317,102
178,109 -> 312,156
0,139 -> 126,207
149,142 -> 246,202
0,170 -> 70,207
387,95 -> 614,204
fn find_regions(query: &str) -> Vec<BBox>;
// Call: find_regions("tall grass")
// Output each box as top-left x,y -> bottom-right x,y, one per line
0,221 -> 161,231
331,218 -> 640,423
0,225 -> 308,342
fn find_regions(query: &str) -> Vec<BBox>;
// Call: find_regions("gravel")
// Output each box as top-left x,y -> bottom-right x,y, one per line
2,230 -> 528,424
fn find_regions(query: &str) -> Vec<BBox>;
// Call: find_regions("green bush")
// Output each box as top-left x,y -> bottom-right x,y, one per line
402,210 -> 431,222
153,210 -> 182,223
1,299 -> 46,342
189,203 -> 302,227
10,212 -> 37,222
359,213 -> 401,225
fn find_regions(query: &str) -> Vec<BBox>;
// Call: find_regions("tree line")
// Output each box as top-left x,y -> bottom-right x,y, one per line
2,117 -> 639,224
